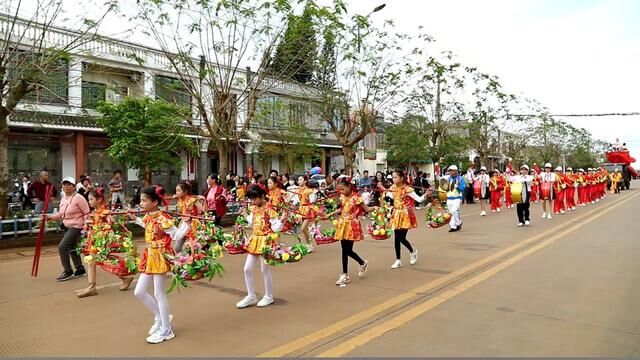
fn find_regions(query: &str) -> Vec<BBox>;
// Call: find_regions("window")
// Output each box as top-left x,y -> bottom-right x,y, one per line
155,75 -> 191,108
9,139 -> 61,185
13,55 -> 69,105
81,81 -> 106,109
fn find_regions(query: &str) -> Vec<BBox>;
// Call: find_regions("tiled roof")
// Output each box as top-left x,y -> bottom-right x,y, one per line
10,110 -> 100,129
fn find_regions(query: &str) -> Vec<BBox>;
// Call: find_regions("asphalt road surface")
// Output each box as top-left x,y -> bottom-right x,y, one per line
1,184 -> 638,357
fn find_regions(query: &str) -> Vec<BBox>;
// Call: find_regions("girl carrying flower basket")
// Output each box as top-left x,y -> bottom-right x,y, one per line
293,175 -> 318,252
77,188 -> 136,298
377,170 -> 430,269
309,223 -> 337,245
173,181 -> 207,252
235,184 -> 284,309
330,177 -> 373,286
128,185 -> 189,344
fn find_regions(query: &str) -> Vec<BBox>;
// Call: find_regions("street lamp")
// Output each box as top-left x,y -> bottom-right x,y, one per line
357,3 -> 386,53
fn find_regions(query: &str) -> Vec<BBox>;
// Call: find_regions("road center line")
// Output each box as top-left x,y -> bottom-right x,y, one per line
316,191 -> 640,357
258,192 -> 635,357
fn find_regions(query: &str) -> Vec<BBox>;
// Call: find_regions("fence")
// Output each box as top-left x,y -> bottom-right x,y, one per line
0,213 -> 60,239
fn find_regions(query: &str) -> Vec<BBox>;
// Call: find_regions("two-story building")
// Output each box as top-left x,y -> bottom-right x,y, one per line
3,14 -> 354,195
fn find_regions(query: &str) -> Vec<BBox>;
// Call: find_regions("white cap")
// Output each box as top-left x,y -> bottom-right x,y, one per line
480,166 -> 487,171
61,176 -> 76,185
544,163 -> 552,168
520,164 -> 529,171
588,167 -> 593,171
566,167 -> 573,171
448,165 -> 458,171
578,168 -> 585,172
554,166 -> 563,171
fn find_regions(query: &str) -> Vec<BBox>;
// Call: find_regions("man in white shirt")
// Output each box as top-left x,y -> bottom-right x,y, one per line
509,165 -> 534,226
540,163 -> 557,219
439,165 -> 467,232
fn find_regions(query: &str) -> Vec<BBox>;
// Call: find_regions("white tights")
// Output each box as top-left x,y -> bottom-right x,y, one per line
134,273 -> 171,331
243,254 -> 272,298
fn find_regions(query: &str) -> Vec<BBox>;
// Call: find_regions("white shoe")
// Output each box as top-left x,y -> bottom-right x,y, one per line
257,295 -> 274,307
410,250 -> 418,265
236,295 -> 258,309
480,211 -> 486,216
547,214 -> 552,219
525,220 -> 530,226
497,208 -> 501,212
358,261 -> 368,277
146,328 -> 175,344
335,273 -> 350,285
148,314 -> 173,336
391,260 -> 403,269
491,210 -> 496,213
306,244 -> 314,253
541,213 -> 547,219
560,210 -> 565,214
517,223 -> 524,227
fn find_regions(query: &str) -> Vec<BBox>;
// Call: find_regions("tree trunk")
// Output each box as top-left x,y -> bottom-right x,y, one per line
216,140 -> 230,186
343,145 -> 354,176
143,164 -> 152,186
0,112 -> 9,218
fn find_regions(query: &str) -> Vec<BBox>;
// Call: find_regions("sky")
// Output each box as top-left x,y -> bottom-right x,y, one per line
346,0 -> 640,162
7,0 -> 640,163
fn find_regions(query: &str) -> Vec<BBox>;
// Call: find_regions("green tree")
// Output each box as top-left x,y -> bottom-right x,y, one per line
385,117 -> 429,168
96,98 -> 196,186
135,0 -> 341,183
310,8 -> 411,175
253,98 -> 319,174
403,52 -> 468,165
270,1 -> 318,84
0,0 -> 114,217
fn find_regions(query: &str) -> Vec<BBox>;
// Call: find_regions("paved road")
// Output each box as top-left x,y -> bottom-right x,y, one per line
1,185 -> 638,357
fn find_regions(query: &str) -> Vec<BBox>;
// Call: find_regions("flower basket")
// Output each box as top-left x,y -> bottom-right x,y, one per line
425,201 -> 452,229
100,254 -> 136,277
168,242 -> 225,292
310,224 -> 337,245
223,227 -> 247,254
262,243 -> 309,266
367,205 -> 393,240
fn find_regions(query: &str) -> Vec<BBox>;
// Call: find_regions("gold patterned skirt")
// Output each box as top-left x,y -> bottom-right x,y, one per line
245,234 -> 275,255
390,208 -> 417,230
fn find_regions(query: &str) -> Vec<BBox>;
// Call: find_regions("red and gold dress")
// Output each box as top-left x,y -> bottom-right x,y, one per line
138,212 -> 176,274
177,195 -> 202,241
389,185 -> 418,230
296,187 -> 317,219
268,188 -> 287,209
82,207 -> 112,258
335,194 -> 365,241
245,204 -> 280,255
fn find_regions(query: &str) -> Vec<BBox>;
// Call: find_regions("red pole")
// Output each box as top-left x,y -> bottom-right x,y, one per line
31,185 -> 53,277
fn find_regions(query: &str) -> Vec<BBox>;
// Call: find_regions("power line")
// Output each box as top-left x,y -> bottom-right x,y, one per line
511,112 -> 640,118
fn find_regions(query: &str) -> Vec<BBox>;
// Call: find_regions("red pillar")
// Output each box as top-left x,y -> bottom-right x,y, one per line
75,132 -> 85,178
